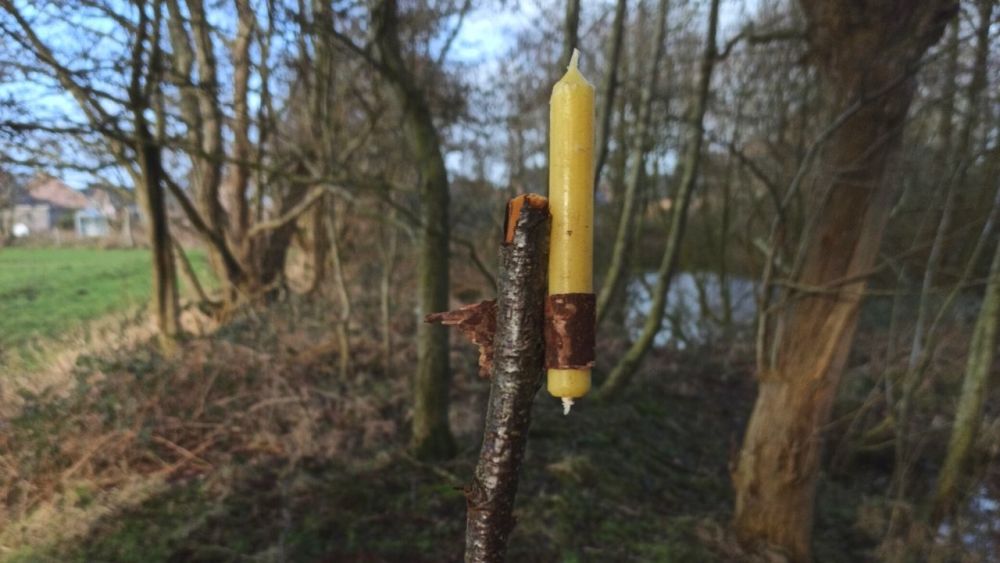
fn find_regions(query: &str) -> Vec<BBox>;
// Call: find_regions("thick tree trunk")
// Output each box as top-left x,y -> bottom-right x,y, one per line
732,2 -> 956,560
254,211 -> 301,295
464,195 -> 549,563
293,197 -> 329,295
373,0 -> 455,460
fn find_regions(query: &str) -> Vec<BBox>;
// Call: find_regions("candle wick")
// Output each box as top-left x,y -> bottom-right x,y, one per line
568,48 -> 580,72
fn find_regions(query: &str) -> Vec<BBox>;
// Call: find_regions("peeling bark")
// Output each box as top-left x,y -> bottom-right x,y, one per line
427,300 -> 497,379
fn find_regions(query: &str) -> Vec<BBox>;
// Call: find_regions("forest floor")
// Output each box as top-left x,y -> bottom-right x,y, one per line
0,298 -> 992,562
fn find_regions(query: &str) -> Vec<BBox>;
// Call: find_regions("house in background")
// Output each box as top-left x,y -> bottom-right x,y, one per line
74,207 -> 111,237
1,174 -> 134,239
8,175 -> 89,234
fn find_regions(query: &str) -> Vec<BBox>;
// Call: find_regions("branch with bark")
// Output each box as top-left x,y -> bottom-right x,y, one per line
465,194 -> 549,562
427,194 -> 550,562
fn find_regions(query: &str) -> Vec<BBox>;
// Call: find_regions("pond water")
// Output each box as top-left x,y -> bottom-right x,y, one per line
626,273 -> 1000,558
937,483 -> 1000,559
625,272 -> 757,348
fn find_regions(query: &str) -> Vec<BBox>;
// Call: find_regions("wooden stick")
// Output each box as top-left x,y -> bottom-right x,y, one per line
465,194 -> 549,562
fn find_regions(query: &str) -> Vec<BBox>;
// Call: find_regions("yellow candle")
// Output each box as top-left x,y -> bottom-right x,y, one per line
547,49 -> 594,414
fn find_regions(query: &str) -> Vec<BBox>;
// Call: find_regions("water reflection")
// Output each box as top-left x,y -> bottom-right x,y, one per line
625,272 -> 757,348
936,483 -> 1000,559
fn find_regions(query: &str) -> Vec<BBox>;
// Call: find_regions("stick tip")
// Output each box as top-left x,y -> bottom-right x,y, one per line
504,193 -> 548,243
562,397 -> 574,415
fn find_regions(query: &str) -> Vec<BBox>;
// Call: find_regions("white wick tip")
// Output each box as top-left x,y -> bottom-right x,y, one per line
568,48 -> 580,71
561,397 -> 575,415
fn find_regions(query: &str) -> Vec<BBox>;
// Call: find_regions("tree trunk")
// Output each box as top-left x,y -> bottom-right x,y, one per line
464,195 -> 549,563
254,200 -> 303,296
931,232 -> 1000,523
732,2 -> 956,560
593,0 -> 627,189
379,202 -> 399,374
137,140 -> 181,350
558,0 -> 581,78
128,2 -> 180,350
173,237 -> 213,306
595,0 -> 718,399
930,2 -> 1000,512
224,0 -> 254,275
122,207 -> 135,248
373,0 -> 455,460
595,0 -> 670,327
891,178 -> 956,504
890,0 -> 992,526
293,196 -> 329,295
325,199 -> 352,379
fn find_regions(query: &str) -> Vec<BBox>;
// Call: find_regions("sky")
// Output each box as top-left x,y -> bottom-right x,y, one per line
4,0 -> 755,191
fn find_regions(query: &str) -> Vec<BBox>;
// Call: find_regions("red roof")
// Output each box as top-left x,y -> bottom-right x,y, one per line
26,176 -> 89,209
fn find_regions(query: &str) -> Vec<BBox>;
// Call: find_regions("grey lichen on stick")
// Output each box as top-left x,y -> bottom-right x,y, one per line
464,194 -> 549,563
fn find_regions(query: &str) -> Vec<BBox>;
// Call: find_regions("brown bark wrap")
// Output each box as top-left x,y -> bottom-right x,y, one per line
544,293 -> 596,370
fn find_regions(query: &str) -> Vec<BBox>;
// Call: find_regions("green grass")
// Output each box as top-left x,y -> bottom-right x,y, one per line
0,247 -> 213,354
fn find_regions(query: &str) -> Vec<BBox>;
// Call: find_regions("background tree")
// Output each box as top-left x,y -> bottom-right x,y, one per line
369,0 -> 457,460
732,1 -> 957,560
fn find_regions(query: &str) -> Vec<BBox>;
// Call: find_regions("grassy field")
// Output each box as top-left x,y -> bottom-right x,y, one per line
0,247 -> 212,354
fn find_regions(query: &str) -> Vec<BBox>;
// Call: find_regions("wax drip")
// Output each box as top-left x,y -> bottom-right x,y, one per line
562,397 -> 574,416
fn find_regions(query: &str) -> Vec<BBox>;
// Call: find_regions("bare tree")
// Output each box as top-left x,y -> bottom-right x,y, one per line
595,0 -> 670,328
731,1 -> 957,560
595,0 -> 720,399
0,0 -> 181,348
593,0 -> 628,189
371,0 -> 456,460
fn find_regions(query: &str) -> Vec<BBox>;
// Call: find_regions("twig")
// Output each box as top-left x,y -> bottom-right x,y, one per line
151,435 -> 213,469
61,431 -> 132,481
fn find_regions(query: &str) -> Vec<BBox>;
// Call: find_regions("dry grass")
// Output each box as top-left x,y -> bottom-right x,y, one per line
0,301 -> 407,555
0,304 -> 218,419
1,293 -> 996,561
0,308 -> 152,416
